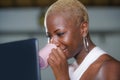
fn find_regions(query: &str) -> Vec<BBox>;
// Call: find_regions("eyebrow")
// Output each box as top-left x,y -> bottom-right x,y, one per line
46,28 -> 62,36
47,29 -> 60,34
54,29 -> 60,33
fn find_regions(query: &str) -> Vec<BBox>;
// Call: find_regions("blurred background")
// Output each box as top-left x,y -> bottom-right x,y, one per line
0,0 -> 120,80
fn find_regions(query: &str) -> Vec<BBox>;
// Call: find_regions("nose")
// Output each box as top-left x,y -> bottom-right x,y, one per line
49,36 -> 60,47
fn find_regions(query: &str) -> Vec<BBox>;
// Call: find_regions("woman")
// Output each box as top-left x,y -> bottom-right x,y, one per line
44,0 -> 120,80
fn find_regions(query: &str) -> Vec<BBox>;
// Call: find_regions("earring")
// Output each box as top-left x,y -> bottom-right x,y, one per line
83,37 -> 89,52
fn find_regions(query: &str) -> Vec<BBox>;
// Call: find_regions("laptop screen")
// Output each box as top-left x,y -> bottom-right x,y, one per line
0,38 -> 41,80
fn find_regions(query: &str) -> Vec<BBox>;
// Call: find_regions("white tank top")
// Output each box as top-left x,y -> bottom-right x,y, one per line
69,47 -> 106,80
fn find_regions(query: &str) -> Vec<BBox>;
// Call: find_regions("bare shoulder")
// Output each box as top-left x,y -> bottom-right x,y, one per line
97,54 -> 120,80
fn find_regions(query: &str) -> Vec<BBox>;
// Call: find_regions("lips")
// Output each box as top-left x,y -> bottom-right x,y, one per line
63,49 -> 66,53
60,46 -> 69,54
63,48 -> 68,53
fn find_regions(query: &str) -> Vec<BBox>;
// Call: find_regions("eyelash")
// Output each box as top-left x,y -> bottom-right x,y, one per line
46,32 -> 65,39
57,32 -> 65,37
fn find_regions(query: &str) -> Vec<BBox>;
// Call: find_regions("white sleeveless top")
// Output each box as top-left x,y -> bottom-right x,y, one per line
69,47 -> 106,80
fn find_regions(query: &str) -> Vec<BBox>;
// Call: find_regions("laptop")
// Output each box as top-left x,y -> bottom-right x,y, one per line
0,38 -> 41,80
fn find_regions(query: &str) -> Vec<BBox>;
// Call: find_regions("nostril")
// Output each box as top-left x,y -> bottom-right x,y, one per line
55,43 -> 60,47
49,36 -> 60,47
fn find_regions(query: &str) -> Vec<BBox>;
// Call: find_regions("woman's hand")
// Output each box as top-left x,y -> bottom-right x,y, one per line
48,47 -> 70,80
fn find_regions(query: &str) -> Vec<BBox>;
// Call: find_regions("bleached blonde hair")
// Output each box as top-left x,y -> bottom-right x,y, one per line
44,0 -> 89,27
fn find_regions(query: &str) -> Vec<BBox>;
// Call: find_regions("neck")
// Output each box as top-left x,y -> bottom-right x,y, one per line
74,36 -> 95,65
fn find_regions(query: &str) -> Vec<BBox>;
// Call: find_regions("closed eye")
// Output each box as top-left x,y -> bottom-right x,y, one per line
57,32 -> 65,37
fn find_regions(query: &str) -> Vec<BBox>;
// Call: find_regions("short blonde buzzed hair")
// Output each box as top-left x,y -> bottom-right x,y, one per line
44,0 -> 89,27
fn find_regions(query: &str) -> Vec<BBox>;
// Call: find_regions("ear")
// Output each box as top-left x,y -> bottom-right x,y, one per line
80,22 -> 89,37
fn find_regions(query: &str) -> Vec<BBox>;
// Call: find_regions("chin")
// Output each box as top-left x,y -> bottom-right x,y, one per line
65,52 -> 73,59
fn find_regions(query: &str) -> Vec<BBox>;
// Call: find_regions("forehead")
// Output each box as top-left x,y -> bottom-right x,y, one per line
45,13 -> 76,31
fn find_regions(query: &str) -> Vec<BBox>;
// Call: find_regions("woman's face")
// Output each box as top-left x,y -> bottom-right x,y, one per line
45,14 -> 84,59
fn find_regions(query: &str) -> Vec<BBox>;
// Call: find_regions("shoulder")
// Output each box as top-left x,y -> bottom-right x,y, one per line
96,54 -> 120,80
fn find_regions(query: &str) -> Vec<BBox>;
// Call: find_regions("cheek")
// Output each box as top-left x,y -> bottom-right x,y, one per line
62,34 -> 73,45
62,31 -> 80,46
68,32 -> 83,54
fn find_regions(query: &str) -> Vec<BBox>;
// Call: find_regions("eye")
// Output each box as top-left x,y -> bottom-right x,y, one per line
57,32 -> 65,37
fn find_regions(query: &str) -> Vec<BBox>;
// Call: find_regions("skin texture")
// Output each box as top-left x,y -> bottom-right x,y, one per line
44,1 -> 120,80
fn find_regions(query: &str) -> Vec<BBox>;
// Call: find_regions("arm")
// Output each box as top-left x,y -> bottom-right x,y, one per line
96,60 -> 120,80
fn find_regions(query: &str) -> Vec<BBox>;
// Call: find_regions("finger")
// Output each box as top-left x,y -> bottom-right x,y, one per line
48,48 -> 60,64
50,48 -> 57,59
52,48 -> 64,65
47,58 -> 54,67
48,51 -> 57,65
57,47 -> 66,59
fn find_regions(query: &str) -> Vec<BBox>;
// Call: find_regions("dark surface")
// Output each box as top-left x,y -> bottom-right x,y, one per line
0,38 -> 40,80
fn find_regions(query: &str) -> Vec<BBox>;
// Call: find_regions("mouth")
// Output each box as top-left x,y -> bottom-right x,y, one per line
63,48 -> 68,54
60,46 -> 69,55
